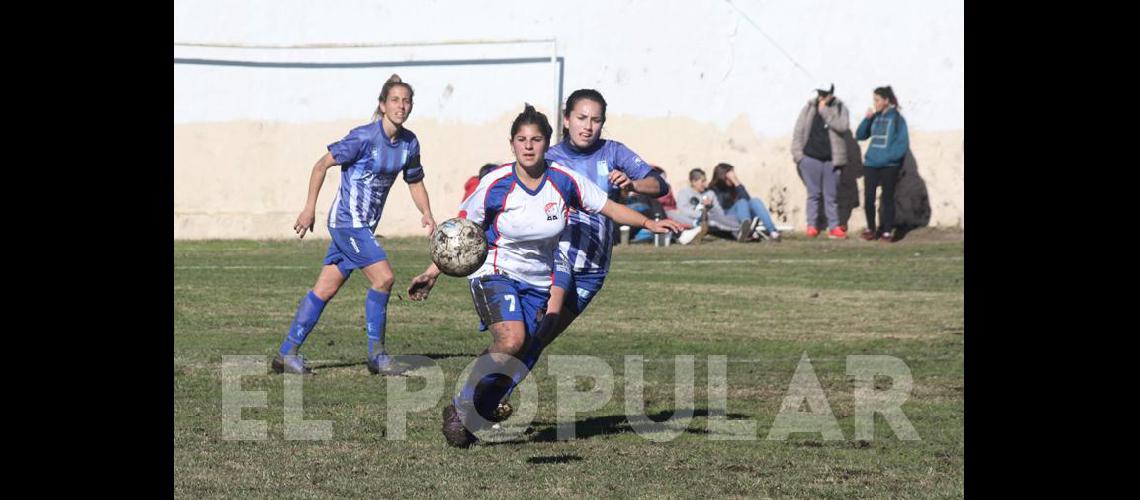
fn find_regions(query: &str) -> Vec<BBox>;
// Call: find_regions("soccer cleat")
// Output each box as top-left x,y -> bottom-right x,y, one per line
860,229 -> 877,241
879,231 -> 894,243
489,401 -> 514,423
805,226 -> 820,238
367,352 -> 394,375
441,404 -> 477,448
271,354 -> 312,375
827,227 -> 848,239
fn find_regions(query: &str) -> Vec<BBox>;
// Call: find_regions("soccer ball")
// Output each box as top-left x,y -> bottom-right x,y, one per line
430,217 -> 488,277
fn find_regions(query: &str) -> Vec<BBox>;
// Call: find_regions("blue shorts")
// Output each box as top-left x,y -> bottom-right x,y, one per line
565,271 -> 607,316
468,275 -> 550,335
323,227 -> 388,279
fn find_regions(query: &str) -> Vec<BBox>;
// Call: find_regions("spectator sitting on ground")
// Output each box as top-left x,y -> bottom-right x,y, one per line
674,168 -> 754,242
708,163 -> 781,241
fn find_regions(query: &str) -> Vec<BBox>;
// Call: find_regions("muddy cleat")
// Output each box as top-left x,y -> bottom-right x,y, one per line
367,352 -> 396,375
271,354 -> 312,375
441,404 -> 477,448
489,401 -> 514,423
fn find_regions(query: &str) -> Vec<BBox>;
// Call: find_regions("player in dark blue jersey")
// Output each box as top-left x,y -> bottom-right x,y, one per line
273,74 -> 437,375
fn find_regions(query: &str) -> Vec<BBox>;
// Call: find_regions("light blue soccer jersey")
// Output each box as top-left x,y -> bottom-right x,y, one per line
326,121 -> 424,230
545,138 -> 655,274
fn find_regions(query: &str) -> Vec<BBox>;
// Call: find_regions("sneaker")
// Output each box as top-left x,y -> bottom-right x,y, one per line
805,226 -> 820,238
768,231 -> 781,242
749,217 -> 766,240
879,231 -> 894,242
860,229 -> 877,241
736,219 -> 753,241
678,225 -> 703,245
748,217 -> 763,240
441,404 -> 477,448
827,227 -> 848,239
271,354 -> 312,375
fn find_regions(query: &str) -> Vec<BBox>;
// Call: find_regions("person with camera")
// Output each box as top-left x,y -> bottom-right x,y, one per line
792,83 -> 851,239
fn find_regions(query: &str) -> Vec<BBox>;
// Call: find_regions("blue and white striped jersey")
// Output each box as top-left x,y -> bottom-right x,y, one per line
545,138 -> 654,274
325,121 -> 424,230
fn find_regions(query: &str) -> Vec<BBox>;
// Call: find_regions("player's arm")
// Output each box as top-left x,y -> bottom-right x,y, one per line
569,166 -> 681,233
294,152 -> 339,239
599,200 -> 684,234
629,175 -> 666,197
408,176 -> 490,301
402,149 -> 436,235
607,144 -> 668,197
546,286 -> 565,315
547,240 -> 572,315
406,180 -> 436,236
408,262 -> 441,301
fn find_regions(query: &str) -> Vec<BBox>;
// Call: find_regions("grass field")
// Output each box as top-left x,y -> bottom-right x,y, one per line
174,229 -> 964,498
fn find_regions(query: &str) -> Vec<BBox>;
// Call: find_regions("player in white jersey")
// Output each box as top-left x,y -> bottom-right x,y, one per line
405,104 -> 683,447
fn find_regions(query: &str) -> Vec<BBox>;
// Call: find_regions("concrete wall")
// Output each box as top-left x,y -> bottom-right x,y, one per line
174,0 -> 964,239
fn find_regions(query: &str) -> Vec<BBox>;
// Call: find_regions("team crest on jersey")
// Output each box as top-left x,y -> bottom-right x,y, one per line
544,202 -> 559,221
371,147 -> 379,159
596,160 -> 608,177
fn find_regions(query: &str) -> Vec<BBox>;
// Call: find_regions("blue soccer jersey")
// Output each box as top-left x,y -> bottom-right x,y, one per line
545,138 -> 654,274
326,121 -> 425,230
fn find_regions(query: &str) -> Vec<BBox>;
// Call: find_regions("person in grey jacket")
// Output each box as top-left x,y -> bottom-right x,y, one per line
792,83 -> 850,239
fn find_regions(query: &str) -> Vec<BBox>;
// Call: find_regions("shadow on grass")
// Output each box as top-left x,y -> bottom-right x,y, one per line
526,455 -> 583,464
485,408 -> 752,446
312,353 -> 474,372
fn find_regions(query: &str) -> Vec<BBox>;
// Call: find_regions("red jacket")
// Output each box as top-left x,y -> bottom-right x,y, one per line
462,176 -> 480,202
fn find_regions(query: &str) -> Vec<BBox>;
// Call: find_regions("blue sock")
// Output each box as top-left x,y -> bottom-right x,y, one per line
279,291 -> 327,356
468,362 -> 515,420
496,337 -> 545,403
365,289 -> 389,357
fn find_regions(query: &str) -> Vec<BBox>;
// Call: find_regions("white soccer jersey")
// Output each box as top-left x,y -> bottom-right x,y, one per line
459,161 -> 609,288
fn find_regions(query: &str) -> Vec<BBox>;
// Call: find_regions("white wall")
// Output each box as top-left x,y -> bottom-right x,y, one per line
174,0 -> 964,238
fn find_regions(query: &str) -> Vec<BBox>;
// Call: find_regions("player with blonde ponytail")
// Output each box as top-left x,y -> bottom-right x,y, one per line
272,73 -> 438,376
